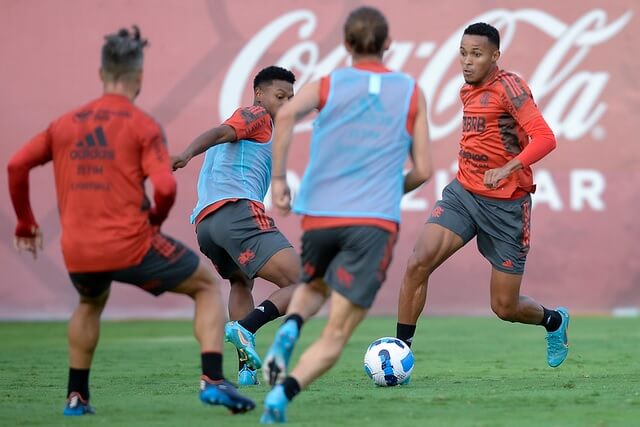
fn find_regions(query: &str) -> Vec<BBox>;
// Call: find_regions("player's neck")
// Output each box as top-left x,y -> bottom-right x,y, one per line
351,54 -> 384,65
102,83 -> 137,102
471,65 -> 499,87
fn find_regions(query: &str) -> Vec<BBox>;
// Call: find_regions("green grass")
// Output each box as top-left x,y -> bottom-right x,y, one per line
1,317 -> 639,426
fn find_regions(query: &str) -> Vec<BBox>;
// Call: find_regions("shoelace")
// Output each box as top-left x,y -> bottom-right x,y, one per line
545,333 -> 566,353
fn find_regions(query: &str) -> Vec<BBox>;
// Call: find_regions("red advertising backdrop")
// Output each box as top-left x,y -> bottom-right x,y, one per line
1,1 -> 638,319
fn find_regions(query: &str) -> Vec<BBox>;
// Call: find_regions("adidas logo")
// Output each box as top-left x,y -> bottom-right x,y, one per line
256,305 -> 265,312
502,259 -> 514,268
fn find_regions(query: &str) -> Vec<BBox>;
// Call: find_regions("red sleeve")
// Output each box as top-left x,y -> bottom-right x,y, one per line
222,106 -> 272,143
139,121 -> 176,226
140,122 -> 171,176
148,170 -> 176,226
406,83 -> 419,135
499,74 -> 556,167
7,127 -> 54,236
318,76 -> 331,111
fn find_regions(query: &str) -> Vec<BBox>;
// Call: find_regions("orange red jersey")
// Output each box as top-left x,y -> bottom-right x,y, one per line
222,105 -> 272,143
457,69 -> 556,199
7,94 -> 175,272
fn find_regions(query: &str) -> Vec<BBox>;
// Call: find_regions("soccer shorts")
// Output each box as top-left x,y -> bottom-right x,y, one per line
427,179 -> 531,274
69,232 -> 200,297
195,199 -> 293,279
300,226 -> 397,309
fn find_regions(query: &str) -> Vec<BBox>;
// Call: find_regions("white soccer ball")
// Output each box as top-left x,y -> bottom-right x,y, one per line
363,337 -> 414,386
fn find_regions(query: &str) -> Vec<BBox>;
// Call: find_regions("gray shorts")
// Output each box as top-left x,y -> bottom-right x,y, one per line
300,226 -> 398,309
69,233 -> 200,297
195,200 -> 293,279
428,179 -> 531,274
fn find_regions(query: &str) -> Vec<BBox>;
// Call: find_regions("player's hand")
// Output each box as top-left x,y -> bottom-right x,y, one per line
483,166 -> 510,190
271,176 -> 292,215
171,154 -> 190,171
14,227 -> 43,259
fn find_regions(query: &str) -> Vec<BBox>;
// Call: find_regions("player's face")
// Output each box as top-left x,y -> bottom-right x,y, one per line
257,80 -> 295,118
459,34 -> 500,85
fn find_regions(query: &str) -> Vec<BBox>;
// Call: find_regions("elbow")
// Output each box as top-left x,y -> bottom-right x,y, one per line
7,156 -> 24,177
417,163 -> 433,185
151,171 -> 177,199
275,105 -> 296,125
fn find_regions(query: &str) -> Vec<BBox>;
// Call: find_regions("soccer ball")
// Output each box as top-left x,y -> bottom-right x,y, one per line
363,337 -> 414,386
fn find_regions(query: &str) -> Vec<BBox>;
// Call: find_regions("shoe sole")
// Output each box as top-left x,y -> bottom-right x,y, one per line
225,326 -> 263,370
200,394 -> 255,414
264,353 -> 287,386
260,407 -> 286,423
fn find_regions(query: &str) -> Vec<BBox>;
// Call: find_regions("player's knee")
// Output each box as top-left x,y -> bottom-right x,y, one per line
406,253 -> 431,281
322,325 -> 349,348
229,272 -> 253,291
280,265 -> 300,287
491,301 -> 517,321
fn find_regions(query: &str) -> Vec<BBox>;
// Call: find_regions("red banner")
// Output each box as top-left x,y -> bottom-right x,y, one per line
1,1 -> 638,319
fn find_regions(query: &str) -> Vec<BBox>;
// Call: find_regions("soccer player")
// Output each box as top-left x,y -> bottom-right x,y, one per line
259,7 -> 432,423
395,22 -> 570,368
7,26 -> 254,415
172,66 -> 300,386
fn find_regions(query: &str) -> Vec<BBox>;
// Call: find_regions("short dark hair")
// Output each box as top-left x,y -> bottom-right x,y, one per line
253,66 -> 296,89
344,6 -> 388,55
463,22 -> 500,49
101,25 -> 148,79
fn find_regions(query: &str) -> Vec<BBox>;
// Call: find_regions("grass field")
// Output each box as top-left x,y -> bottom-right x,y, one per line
1,316 -> 639,426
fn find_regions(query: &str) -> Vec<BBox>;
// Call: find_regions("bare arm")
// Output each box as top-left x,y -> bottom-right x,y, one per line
172,125 -> 237,170
271,81 -> 321,213
403,88 -> 433,193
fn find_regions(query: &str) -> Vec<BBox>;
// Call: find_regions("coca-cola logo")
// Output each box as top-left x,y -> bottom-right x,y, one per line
219,8 -> 632,141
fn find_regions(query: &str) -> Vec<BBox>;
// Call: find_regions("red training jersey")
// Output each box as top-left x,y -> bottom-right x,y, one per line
8,94 -> 174,272
457,69 -> 555,199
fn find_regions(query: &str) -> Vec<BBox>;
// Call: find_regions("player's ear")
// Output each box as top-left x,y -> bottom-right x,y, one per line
492,49 -> 501,63
343,40 -> 354,55
255,86 -> 264,103
382,36 -> 392,52
99,68 -> 106,83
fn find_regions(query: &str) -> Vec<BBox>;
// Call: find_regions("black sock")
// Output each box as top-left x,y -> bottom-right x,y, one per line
540,307 -> 562,332
201,352 -> 223,381
396,323 -> 417,348
67,368 -> 90,400
284,314 -> 304,332
239,300 -> 281,334
282,376 -> 301,401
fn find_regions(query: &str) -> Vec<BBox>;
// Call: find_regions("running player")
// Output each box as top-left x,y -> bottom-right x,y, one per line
172,66 -> 300,386
7,26 -> 254,415
259,7 -> 432,423
395,22 -> 569,368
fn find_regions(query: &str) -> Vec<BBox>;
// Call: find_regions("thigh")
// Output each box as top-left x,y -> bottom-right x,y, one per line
323,289 -> 368,341
475,195 -> 531,274
300,228 -> 341,284
111,232 -> 200,296
325,227 -> 396,309
196,215 -> 241,279
490,267 -> 524,307
198,200 -> 293,280
68,271 -> 112,299
427,180 -> 477,244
